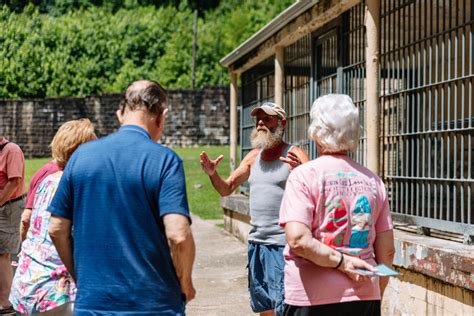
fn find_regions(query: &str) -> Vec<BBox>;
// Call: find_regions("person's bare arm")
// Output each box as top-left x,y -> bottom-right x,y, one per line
0,177 -> 22,206
49,215 -> 75,281
374,229 -> 395,297
285,221 -> 376,281
163,214 -> 196,303
20,208 -> 33,241
280,146 -> 310,169
200,149 -> 258,196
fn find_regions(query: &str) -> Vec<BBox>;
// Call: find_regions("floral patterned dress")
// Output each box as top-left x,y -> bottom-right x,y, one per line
10,174 -> 76,314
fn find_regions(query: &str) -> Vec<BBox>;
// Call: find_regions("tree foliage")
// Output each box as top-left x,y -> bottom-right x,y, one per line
0,0 -> 293,97
4,1 -> 221,15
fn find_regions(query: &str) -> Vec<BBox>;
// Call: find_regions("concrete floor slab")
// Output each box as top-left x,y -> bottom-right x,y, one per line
186,215 -> 253,316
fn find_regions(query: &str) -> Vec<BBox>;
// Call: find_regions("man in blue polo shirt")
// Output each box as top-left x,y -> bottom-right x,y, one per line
48,80 -> 196,315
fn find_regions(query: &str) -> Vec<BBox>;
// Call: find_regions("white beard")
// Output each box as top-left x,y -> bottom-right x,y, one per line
250,124 -> 284,150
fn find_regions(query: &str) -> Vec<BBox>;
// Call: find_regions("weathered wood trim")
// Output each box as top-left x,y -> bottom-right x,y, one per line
231,0 -> 360,75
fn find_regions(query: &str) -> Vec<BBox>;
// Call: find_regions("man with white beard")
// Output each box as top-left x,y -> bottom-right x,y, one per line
200,102 -> 309,316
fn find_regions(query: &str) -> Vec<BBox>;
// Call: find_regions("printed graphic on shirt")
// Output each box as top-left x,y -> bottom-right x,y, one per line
321,197 -> 348,247
349,195 -> 372,249
319,172 -> 376,254
335,172 -> 358,178
323,172 -> 375,197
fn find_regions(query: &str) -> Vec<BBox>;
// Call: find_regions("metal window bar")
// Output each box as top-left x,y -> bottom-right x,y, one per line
342,3 -> 367,166
311,3 -> 367,163
380,0 -> 474,243
312,28 -> 340,160
284,35 -> 312,156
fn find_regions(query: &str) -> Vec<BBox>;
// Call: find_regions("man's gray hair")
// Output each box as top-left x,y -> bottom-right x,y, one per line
308,94 -> 360,154
119,80 -> 168,116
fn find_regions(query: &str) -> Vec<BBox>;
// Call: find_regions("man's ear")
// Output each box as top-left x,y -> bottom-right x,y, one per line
281,118 -> 287,128
116,109 -> 124,124
156,108 -> 169,128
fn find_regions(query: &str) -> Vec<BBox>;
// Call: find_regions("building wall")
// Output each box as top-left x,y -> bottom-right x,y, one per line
382,230 -> 474,315
0,87 -> 229,157
383,271 -> 474,316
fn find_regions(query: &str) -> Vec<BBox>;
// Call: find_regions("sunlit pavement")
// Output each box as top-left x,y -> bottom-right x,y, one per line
186,215 -> 253,315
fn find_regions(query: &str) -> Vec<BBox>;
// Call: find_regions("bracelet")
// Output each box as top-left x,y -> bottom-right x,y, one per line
334,252 -> 344,269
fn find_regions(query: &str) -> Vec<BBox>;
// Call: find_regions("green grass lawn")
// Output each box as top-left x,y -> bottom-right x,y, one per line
174,146 -> 232,219
24,157 -> 51,188
25,146 -> 234,220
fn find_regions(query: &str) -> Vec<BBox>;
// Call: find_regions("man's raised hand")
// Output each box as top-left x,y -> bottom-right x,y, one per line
279,151 -> 302,169
200,151 -> 224,176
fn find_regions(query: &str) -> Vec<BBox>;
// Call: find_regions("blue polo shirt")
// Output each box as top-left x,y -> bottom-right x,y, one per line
49,125 -> 190,315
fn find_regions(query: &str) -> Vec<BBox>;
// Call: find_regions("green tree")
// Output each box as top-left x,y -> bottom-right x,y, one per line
0,0 -> 294,97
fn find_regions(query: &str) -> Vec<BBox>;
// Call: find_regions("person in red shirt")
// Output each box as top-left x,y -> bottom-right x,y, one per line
0,136 -> 25,315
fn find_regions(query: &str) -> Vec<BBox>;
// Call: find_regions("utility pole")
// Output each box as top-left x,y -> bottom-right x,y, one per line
192,9 -> 198,90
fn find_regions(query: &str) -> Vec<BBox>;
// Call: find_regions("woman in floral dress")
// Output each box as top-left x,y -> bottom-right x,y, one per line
10,119 -> 96,315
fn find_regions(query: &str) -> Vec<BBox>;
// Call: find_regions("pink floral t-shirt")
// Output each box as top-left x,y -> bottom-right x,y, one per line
279,154 -> 393,306
10,174 -> 76,314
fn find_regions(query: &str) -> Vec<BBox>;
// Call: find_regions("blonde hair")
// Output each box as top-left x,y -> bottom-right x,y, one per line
50,119 -> 96,168
308,94 -> 360,154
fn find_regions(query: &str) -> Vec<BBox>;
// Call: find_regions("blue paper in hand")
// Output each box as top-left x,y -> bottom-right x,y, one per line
375,264 -> 400,276
354,264 -> 399,276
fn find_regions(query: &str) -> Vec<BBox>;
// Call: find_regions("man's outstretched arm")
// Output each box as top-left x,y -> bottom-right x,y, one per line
200,150 -> 258,196
164,213 -> 196,303
49,215 -> 75,281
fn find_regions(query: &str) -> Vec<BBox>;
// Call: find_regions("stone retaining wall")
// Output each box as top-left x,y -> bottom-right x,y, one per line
0,87 -> 229,157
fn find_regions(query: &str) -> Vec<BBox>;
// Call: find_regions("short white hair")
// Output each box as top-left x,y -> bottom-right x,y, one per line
308,94 -> 360,154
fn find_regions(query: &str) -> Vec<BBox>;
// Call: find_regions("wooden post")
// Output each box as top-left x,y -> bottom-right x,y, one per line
275,46 -> 284,107
230,72 -> 238,173
366,0 -> 380,175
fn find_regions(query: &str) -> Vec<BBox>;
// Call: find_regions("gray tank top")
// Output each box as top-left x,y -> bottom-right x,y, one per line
248,145 -> 292,245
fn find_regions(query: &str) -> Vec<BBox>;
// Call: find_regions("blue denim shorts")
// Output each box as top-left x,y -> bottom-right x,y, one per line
248,242 -> 285,316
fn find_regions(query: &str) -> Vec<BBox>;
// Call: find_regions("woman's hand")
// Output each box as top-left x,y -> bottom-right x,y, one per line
280,151 -> 302,168
338,254 -> 377,282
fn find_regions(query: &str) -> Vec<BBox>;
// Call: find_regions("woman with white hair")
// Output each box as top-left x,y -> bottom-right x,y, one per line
279,94 -> 395,316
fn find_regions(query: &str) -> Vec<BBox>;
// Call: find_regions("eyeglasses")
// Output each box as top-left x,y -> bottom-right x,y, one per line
252,116 -> 276,124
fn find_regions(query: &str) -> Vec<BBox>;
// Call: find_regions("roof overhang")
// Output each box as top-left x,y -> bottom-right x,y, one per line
220,0 -> 320,69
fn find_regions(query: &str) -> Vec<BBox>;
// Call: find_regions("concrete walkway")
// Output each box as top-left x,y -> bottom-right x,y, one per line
186,215 -> 253,316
